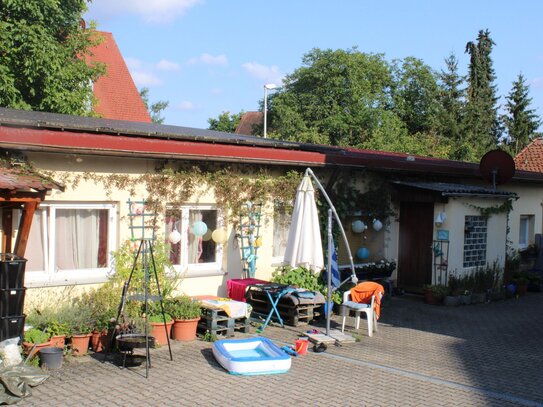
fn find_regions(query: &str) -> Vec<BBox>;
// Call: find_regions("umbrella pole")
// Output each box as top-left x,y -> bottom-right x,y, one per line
326,209 -> 333,336
305,168 -> 357,286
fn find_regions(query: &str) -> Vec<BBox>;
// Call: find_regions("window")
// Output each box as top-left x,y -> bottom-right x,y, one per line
463,215 -> 487,268
19,203 -> 117,287
519,215 -> 534,249
165,205 -> 223,277
272,202 -> 292,263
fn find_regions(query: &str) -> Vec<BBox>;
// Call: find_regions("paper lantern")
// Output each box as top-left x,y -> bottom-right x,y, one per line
255,237 -> 262,247
352,220 -> 366,233
211,228 -> 228,244
356,247 -> 370,260
372,219 -> 383,231
202,230 -> 213,241
191,221 -> 208,236
168,229 -> 181,244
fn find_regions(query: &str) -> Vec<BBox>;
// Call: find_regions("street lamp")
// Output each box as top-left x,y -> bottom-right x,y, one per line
263,83 -> 277,138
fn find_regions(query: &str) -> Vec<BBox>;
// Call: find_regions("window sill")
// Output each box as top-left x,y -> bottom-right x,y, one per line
24,270 -> 109,288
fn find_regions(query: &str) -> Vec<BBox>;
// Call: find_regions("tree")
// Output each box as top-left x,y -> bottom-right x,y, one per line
140,87 -> 169,124
501,74 -> 541,155
207,111 -> 243,132
438,53 -> 466,159
0,1 -> 104,115
390,57 -> 442,135
268,47 -> 394,147
463,29 -> 500,161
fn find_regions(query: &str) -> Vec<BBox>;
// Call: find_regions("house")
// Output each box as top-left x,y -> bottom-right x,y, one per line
87,30 -> 151,123
1,107 -> 542,307
514,137 -> 543,173
235,112 -> 263,136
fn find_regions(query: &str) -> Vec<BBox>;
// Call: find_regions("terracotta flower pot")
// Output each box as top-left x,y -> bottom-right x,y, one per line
150,320 -> 173,346
70,333 -> 92,356
50,335 -> 66,349
172,317 -> 200,341
91,330 -> 108,353
23,340 -> 53,359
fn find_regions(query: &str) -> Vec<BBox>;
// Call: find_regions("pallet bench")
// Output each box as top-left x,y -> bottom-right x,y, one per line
197,307 -> 250,337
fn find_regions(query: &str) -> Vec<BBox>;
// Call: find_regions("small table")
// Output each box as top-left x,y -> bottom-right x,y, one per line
246,283 -> 289,331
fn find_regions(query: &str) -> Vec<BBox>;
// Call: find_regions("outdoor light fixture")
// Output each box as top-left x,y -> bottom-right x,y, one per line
263,83 -> 277,138
435,212 -> 447,227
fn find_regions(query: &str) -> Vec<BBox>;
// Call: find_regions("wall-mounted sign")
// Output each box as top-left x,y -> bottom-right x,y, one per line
437,229 -> 449,241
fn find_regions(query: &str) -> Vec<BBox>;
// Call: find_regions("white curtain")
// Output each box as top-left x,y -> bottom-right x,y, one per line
56,209 -> 100,270
188,210 -> 203,263
273,204 -> 291,257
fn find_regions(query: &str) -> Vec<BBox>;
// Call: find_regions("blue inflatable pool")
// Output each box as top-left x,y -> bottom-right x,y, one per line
212,337 -> 291,375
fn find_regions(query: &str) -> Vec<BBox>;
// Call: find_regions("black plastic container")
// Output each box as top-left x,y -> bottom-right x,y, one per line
0,288 -> 26,317
0,254 -> 27,289
0,314 -> 25,342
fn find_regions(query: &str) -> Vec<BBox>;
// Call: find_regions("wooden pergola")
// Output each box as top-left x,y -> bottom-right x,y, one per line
0,167 -> 63,257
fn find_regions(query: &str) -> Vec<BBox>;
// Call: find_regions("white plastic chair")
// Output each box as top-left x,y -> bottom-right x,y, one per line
340,290 -> 377,337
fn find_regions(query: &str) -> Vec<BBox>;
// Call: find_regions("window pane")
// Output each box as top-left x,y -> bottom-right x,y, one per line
463,216 -> 487,268
165,209 -> 181,265
55,209 -> 108,270
188,209 -> 217,264
519,216 -> 528,246
22,210 -> 45,272
273,203 -> 291,257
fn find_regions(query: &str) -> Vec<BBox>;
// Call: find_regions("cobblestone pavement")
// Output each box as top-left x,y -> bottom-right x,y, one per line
17,292 -> 543,407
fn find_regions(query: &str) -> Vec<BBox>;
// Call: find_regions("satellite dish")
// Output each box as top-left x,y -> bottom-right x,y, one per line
479,149 -> 515,188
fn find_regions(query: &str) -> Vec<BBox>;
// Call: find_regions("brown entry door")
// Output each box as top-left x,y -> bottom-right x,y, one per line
398,202 -> 434,292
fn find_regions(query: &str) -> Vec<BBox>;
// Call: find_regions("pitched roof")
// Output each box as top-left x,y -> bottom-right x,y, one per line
235,112 -> 263,136
87,31 -> 152,123
514,138 -> 543,173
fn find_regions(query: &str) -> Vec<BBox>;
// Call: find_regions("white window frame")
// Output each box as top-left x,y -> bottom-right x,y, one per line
518,215 -> 533,250
23,202 -> 117,288
167,204 -> 224,278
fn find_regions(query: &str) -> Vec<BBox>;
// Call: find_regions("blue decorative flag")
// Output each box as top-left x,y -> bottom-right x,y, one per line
326,247 -> 341,288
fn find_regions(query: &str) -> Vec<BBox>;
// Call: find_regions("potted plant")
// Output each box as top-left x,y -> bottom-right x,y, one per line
23,328 -> 52,359
45,319 -> 71,349
423,284 -> 448,305
512,272 -> 529,296
147,307 -> 173,346
165,295 -> 201,341
66,305 -> 94,356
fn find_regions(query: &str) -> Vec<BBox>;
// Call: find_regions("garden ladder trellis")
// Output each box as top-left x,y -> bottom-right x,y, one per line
237,202 -> 262,278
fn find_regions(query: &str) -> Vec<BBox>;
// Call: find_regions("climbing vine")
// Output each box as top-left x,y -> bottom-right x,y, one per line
466,199 -> 514,218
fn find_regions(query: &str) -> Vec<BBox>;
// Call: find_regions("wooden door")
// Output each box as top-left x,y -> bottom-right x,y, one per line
398,202 -> 434,292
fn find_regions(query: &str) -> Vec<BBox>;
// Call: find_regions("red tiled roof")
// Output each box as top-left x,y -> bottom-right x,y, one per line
514,138 -> 543,173
235,112 -> 263,136
87,31 -> 152,123
0,167 -> 63,192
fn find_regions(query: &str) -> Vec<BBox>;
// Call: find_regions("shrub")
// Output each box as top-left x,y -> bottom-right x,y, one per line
24,328 -> 50,344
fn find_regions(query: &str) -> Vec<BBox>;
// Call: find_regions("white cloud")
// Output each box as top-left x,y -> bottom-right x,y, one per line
88,0 -> 203,24
177,101 -> 195,110
156,59 -> 181,71
125,57 -> 162,86
187,53 -> 228,66
241,62 -> 284,86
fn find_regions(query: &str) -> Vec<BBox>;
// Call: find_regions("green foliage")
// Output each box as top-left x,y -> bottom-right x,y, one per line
24,328 -> 50,344
75,283 -> 119,331
208,111 -> 243,133
64,304 -> 94,335
0,1 -> 104,114
463,29 -> 501,159
423,284 -> 449,299
147,313 -> 172,323
271,265 -> 342,304
501,74 -> 541,155
164,295 -> 202,320
201,330 -> 218,342
140,87 -> 169,124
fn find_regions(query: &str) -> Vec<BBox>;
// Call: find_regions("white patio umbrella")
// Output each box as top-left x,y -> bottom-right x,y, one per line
283,175 -> 324,272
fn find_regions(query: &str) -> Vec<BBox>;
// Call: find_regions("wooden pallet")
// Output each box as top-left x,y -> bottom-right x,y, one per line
197,307 -> 250,337
246,291 -> 324,326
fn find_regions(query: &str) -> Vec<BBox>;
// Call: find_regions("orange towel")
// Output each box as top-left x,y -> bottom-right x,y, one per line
349,282 -> 385,319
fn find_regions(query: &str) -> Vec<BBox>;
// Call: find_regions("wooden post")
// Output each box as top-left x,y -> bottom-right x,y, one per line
14,201 -> 38,257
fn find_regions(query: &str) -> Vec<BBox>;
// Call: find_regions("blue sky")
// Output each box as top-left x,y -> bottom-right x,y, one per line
85,0 -> 543,131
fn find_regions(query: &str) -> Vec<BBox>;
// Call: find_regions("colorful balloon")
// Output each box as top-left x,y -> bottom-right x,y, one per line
211,228 -> 228,244
191,221 -> 208,236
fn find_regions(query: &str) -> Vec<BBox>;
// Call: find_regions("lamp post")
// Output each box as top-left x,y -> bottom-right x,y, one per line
263,83 -> 277,138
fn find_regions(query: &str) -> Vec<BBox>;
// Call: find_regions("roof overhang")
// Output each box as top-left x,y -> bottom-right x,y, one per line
393,181 -> 517,199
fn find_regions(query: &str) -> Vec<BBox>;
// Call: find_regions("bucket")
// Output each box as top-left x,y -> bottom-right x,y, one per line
295,338 -> 309,355
39,347 -> 63,369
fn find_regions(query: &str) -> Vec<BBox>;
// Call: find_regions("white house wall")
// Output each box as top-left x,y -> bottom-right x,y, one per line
504,184 -> 543,251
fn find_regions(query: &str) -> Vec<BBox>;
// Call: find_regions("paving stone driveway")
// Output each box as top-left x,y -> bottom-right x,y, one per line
17,292 -> 543,407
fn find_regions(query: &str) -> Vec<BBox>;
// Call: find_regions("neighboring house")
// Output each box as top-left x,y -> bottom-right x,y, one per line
512,138 -> 543,250
87,31 -> 151,123
0,107 -> 542,303
234,112 -> 263,136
